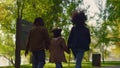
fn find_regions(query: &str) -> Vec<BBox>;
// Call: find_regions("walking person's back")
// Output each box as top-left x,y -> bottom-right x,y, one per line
25,17 -> 50,68
68,10 -> 91,68
28,26 -> 49,51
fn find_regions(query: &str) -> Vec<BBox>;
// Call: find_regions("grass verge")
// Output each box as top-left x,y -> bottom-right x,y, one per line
0,61 -> 120,68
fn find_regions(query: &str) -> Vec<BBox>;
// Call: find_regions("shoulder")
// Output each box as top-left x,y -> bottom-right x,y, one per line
35,26 -> 48,32
82,27 -> 90,35
70,26 -> 76,32
85,27 -> 90,32
80,26 -> 89,31
71,26 -> 76,30
29,27 -> 36,33
59,37 -> 65,42
37,26 -> 47,29
53,37 -> 65,41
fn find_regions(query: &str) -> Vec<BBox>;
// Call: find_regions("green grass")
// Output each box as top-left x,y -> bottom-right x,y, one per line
0,61 -> 120,68
101,61 -> 120,66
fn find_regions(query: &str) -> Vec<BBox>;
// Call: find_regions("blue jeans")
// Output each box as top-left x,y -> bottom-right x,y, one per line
55,62 -> 62,68
72,49 -> 85,68
32,50 -> 45,68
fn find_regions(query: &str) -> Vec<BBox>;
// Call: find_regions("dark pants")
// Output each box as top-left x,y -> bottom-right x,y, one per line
55,62 -> 62,68
72,49 -> 85,68
32,50 -> 45,68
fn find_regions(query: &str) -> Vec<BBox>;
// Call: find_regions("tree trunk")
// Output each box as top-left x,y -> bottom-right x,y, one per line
15,18 -> 21,68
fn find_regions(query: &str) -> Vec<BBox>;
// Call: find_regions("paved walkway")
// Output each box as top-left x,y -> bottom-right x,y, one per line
95,66 -> 120,68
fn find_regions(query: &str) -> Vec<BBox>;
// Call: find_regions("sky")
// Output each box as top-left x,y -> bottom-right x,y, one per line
84,0 -> 99,15
82,0 -> 106,26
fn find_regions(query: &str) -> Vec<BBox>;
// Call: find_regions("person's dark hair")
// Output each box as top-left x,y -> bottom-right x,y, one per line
33,17 -> 44,26
71,11 -> 87,26
52,28 -> 62,38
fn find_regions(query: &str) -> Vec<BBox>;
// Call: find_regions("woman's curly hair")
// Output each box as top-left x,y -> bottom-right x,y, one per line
71,10 -> 87,26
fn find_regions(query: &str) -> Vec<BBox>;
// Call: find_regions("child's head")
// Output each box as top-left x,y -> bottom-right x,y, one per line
52,27 -> 62,38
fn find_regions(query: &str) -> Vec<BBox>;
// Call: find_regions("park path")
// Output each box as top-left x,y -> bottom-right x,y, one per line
95,66 -> 120,68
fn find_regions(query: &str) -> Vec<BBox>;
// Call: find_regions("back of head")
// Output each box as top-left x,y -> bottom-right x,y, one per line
52,27 -> 62,38
33,17 -> 44,26
71,10 -> 87,26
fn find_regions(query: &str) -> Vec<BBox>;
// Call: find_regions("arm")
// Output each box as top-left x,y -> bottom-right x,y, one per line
67,27 -> 74,48
87,29 -> 91,44
25,32 -> 31,56
61,38 -> 70,54
43,28 -> 50,50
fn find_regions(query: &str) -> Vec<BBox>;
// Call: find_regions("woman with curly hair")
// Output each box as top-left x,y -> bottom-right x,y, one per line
68,10 -> 91,68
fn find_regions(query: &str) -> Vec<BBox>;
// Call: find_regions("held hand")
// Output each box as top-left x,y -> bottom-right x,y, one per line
25,50 -> 28,56
67,49 -> 71,54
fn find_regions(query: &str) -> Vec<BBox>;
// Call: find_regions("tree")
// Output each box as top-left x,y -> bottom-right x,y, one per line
90,0 -> 120,63
0,0 -> 16,66
106,0 -> 120,58
0,32 -> 15,66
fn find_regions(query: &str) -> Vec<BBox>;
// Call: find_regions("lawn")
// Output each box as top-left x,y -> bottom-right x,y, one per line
0,61 -> 120,68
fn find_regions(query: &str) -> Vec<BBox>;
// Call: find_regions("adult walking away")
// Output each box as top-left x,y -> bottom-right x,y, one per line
25,17 -> 50,68
49,27 -> 70,68
68,10 -> 91,68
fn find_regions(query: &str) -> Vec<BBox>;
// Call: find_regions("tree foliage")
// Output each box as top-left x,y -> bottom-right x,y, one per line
106,0 -> 120,57
90,0 -> 120,62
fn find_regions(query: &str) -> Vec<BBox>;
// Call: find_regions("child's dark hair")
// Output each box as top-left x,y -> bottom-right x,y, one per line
33,17 -> 44,26
71,11 -> 87,26
52,28 -> 62,38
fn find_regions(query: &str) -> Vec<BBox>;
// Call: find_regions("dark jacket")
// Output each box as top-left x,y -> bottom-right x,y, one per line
68,26 -> 91,51
26,26 -> 50,51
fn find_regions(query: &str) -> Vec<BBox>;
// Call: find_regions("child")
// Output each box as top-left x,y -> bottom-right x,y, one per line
49,27 -> 70,68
